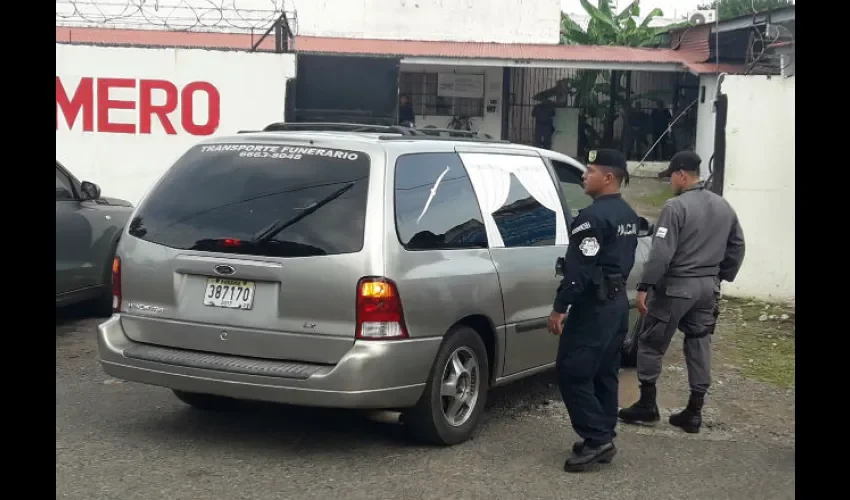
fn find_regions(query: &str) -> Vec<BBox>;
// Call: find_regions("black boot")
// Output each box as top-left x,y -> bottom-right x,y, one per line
618,383 -> 660,425
564,442 -> 616,472
669,392 -> 704,433
572,440 -> 614,464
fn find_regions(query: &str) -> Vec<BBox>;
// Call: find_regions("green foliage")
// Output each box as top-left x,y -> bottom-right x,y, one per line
560,0 -> 665,48
696,0 -> 791,20
556,1 -> 672,150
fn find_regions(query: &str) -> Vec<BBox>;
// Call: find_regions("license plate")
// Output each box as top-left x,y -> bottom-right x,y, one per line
203,278 -> 256,310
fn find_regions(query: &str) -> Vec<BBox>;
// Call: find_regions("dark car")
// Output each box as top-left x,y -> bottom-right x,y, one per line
56,160 -> 133,315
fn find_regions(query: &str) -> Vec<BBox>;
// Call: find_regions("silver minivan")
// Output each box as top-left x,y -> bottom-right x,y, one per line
98,124 -> 653,445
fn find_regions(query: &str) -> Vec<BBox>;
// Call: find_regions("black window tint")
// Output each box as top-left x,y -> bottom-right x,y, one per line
56,167 -> 74,200
492,173 -> 557,247
128,143 -> 371,257
552,160 -> 592,218
394,153 -> 487,250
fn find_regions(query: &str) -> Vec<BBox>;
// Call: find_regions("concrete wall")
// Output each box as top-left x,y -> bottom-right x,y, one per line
721,75 -> 795,302
695,74 -> 719,180
56,43 -> 295,205
400,63 -> 503,138
295,0 -> 562,44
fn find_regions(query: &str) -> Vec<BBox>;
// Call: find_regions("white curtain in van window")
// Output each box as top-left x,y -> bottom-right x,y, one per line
463,161 -> 511,248
459,153 -> 569,248
510,163 -> 569,245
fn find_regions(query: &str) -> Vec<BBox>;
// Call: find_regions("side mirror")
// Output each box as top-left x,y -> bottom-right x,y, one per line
637,216 -> 655,237
80,181 -> 101,201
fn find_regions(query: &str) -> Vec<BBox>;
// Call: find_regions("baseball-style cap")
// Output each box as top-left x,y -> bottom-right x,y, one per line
587,148 -> 627,172
668,151 -> 702,172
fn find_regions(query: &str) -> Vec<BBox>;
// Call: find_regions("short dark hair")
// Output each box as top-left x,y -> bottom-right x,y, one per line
599,164 -> 628,186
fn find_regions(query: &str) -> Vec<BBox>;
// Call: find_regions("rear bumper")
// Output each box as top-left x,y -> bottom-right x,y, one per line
97,315 -> 441,409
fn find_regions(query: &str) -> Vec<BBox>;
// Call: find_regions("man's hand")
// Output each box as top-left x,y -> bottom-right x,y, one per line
547,310 -> 566,336
636,290 -> 648,316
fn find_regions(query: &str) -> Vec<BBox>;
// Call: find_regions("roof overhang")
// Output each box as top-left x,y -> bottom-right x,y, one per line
294,36 -> 692,73
399,56 -> 683,72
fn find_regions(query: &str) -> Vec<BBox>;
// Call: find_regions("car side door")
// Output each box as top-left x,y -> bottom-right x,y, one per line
457,149 -> 569,377
56,163 -> 97,294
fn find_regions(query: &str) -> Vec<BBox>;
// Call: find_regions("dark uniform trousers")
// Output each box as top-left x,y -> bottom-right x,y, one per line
556,292 -> 629,447
637,276 -> 721,394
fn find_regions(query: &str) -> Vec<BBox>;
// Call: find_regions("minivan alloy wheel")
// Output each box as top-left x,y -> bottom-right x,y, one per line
441,346 -> 480,427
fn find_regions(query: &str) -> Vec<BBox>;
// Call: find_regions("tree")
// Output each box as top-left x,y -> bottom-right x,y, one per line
696,0 -> 791,20
560,0 -> 664,47
558,0 -> 666,154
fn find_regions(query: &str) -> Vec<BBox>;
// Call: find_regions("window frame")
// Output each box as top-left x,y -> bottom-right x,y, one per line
547,157 -> 594,225
399,71 -> 486,119
392,151 -> 489,252
55,162 -> 79,201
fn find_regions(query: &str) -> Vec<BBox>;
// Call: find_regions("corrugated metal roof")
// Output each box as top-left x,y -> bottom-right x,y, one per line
293,35 -> 685,64
55,26 -> 732,75
682,62 -> 748,75
669,24 -> 712,63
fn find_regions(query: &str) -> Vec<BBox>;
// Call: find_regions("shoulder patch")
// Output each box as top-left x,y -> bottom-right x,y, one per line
579,237 -> 600,257
655,226 -> 668,239
571,221 -> 591,235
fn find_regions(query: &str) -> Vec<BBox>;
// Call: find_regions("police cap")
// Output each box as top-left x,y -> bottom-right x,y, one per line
668,150 -> 702,173
587,148 -> 627,172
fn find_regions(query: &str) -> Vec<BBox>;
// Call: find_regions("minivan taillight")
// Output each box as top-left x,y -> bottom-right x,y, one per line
112,256 -> 122,313
355,277 -> 408,340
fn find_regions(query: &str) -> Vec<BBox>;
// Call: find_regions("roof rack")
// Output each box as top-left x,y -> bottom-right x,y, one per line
262,122 -> 421,135
255,122 -> 509,144
377,135 -> 510,144
414,128 -> 497,140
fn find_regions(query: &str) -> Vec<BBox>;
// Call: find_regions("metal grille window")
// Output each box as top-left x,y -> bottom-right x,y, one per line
399,72 -> 485,118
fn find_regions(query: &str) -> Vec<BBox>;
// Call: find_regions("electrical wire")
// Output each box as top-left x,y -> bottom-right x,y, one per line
633,98 -> 698,170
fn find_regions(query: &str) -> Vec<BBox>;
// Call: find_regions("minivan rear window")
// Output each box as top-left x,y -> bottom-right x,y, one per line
128,143 -> 371,258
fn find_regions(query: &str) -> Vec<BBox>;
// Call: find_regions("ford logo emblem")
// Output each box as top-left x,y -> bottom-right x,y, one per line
214,265 -> 235,276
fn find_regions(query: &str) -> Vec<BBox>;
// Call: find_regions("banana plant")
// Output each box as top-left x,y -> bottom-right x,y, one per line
555,0 -> 666,150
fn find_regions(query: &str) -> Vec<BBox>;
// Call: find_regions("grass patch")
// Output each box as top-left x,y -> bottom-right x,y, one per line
640,185 -> 674,211
718,297 -> 795,388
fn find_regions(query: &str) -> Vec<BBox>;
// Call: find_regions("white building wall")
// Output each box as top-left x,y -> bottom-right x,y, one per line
721,75 -> 795,302
294,0 -> 562,44
56,43 -> 295,205
695,74 -> 718,180
401,64 -> 504,138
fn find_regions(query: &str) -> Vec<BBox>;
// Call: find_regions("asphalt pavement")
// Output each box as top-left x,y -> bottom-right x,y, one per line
57,310 -> 795,500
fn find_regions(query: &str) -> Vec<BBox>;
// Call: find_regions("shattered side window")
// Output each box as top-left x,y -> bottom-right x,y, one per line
393,152 -> 488,251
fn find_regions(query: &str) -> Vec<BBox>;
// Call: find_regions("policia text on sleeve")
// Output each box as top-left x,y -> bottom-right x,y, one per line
546,149 -> 640,473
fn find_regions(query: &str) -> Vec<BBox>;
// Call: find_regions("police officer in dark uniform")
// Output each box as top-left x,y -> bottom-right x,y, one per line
618,151 -> 745,433
546,148 -> 639,473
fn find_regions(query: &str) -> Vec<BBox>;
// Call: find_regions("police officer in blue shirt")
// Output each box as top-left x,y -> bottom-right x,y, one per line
547,148 -> 639,473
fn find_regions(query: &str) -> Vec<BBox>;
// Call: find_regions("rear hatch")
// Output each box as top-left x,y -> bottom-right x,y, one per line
117,140 -> 373,365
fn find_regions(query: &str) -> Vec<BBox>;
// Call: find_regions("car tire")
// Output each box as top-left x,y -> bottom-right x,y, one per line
621,315 -> 644,368
402,326 -> 490,446
172,390 -> 241,411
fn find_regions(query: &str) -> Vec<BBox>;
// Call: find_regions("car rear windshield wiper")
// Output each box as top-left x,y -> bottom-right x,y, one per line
250,181 -> 357,244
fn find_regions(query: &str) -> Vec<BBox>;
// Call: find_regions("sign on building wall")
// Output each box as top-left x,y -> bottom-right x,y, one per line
55,43 -> 296,205
437,73 -> 485,99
